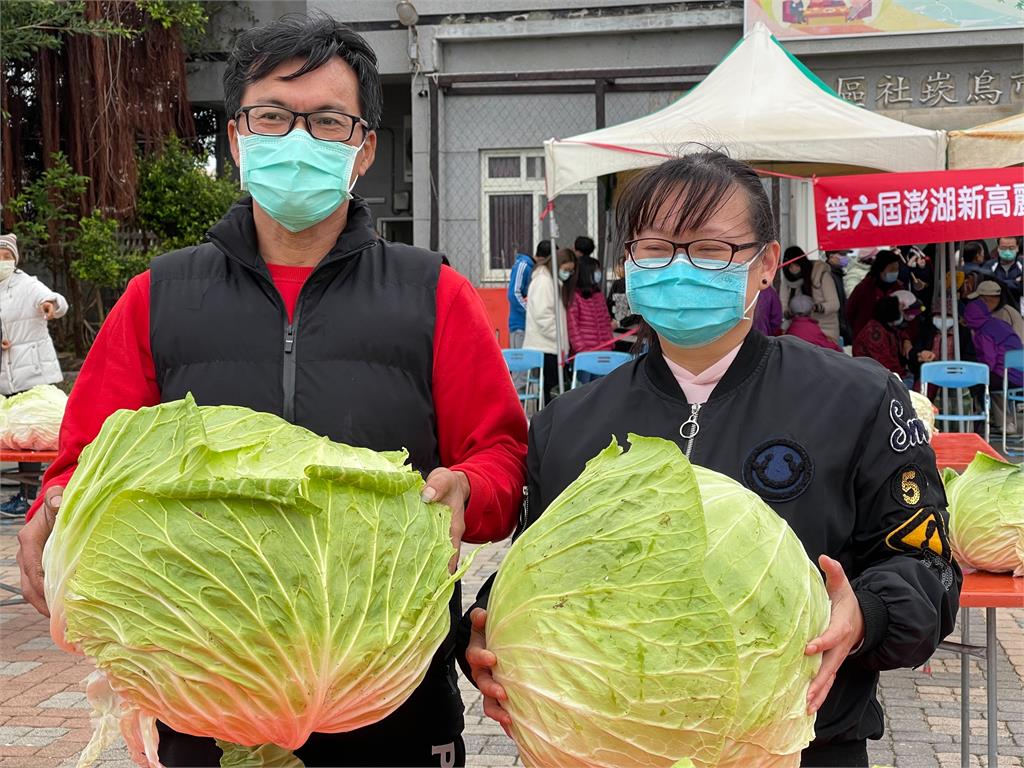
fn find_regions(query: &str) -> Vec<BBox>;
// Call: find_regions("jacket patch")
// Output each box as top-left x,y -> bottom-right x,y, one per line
742,439 -> 813,503
890,464 -> 928,509
885,507 -> 951,561
889,398 -> 929,453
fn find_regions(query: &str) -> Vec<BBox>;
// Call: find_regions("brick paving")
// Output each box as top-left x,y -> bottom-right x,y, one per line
2,522 -> 1022,767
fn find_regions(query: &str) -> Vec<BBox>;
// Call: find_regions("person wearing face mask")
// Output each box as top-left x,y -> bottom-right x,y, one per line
461,152 -> 960,768
964,280 -> 1024,435
826,251 -> 852,344
0,234 -> 67,518
779,246 -> 842,343
524,248 -> 575,405
983,236 -> 1023,305
15,15 -> 529,767
845,250 -> 904,341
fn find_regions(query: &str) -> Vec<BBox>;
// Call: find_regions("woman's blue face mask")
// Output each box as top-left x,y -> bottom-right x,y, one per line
626,247 -> 766,348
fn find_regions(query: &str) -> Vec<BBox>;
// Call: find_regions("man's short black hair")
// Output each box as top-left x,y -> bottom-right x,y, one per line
574,236 -> 595,256
223,12 -> 383,130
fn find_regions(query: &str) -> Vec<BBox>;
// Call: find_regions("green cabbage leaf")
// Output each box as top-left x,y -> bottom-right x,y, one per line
944,453 -> 1024,575
486,435 -> 829,768
43,396 -> 465,767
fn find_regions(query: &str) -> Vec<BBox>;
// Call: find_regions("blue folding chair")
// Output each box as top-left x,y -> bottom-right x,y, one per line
502,348 -> 545,414
919,361 -> 991,444
1002,349 -> 1024,456
571,351 -> 632,389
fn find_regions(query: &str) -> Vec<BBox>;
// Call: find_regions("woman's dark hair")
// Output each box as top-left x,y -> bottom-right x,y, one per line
782,245 -> 813,296
575,255 -> 602,299
535,239 -> 552,260
873,295 -> 901,325
615,152 -> 777,353
224,12 -> 383,129
557,248 -> 577,310
615,152 -> 777,248
868,249 -> 901,279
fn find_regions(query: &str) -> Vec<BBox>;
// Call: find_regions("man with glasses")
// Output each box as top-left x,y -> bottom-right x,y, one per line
17,12 -> 527,767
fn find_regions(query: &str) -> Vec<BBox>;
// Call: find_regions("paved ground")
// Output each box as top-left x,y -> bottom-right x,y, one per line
2,523 -> 1022,768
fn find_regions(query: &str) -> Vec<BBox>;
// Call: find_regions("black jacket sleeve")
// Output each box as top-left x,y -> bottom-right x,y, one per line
455,411 -> 552,682
847,376 -> 962,671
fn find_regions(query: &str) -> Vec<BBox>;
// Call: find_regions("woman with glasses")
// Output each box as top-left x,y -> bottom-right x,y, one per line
462,152 -> 960,768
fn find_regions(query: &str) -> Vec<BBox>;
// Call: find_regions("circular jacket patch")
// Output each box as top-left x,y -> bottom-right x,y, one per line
890,464 -> 928,509
742,439 -> 814,503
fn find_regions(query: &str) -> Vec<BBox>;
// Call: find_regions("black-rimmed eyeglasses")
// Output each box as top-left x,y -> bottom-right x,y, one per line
625,238 -> 764,271
235,105 -> 369,143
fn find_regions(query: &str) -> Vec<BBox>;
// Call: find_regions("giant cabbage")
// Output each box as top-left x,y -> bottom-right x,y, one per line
944,453 -> 1024,575
0,383 -> 66,450
43,396 -> 466,768
486,435 -> 829,768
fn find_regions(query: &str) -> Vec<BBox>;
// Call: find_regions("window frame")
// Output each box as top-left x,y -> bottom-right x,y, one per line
480,148 -> 597,284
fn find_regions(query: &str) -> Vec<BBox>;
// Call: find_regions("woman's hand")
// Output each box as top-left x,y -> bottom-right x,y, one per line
466,608 -> 513,735
804,555 -> 865,715
41,301 -> 57,320
0,339 -> 9,351
917,350 -> 936,363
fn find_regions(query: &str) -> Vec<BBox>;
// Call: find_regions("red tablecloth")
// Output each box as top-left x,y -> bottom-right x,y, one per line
0,450 -> 58,463
960,571 -> 1024,609
931,432 -> 1003,473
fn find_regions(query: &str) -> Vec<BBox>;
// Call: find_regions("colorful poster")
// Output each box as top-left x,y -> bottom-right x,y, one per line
746,0 -> 1023,40
813,168 -> 1024,249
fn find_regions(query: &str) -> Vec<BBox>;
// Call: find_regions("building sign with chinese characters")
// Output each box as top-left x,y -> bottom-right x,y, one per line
745,0 -> 1023,40
834,69 -> 1024,110
813,168 -> 1024,249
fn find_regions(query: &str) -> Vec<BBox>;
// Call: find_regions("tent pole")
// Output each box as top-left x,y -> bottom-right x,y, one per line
550,211 -> 566,396
939,247 -> 949,419
948,242 -> 965,431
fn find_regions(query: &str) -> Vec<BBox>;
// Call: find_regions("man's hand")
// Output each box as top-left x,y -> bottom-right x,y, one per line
1,339 -> 10,351
918,350 -> 936,363
804,555 -> 865,715
466,608 -> 512,735
41,301 -> 56,320
422,468 -> 470,573
16,485 -> 63,617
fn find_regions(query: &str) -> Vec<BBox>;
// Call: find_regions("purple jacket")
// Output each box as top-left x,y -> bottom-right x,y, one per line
753,287 -> 782,336
964,299 -> 1023,386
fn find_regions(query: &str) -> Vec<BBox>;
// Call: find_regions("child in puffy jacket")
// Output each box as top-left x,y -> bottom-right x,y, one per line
567,255 -> 613,360
0,233 -> 68,516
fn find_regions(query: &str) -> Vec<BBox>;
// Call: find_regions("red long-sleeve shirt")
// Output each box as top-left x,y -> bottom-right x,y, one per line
28,264 -> 527,543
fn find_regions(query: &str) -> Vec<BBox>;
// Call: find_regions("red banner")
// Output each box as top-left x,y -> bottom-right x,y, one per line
813,167 -> 1024,250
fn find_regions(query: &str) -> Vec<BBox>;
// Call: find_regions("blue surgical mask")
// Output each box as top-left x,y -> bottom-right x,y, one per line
625,251 -> 763,348
239,130 -> 362,232
881,272 -> 899,284
558,269 -> 573,283
999,249 -> 1017,262
837,256 -> 850,269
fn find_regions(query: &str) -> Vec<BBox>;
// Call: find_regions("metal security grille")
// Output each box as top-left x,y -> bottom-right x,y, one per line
427,66 -> 711,286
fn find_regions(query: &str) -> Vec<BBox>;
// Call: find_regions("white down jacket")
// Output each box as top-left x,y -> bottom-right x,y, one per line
0,270 -> 68,395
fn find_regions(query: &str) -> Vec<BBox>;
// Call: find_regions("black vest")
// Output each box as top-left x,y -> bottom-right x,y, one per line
149,197 -> 443,473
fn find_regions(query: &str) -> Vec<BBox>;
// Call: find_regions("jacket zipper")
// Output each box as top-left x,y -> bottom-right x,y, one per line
206,232 -> 378,423
680,403 -> 702,459
282,302 -> 301,423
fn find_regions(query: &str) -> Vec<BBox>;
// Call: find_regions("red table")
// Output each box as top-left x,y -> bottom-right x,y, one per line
931,434 -> 1020,766
931,432 -> 1004,472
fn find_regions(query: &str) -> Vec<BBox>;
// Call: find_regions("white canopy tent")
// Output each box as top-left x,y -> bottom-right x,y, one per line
948,114 -> 1024,169
543,23 -> 947,198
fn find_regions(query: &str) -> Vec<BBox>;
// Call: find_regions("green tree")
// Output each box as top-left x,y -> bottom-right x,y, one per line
137,137 -> 240,251
8,153 -> 92,354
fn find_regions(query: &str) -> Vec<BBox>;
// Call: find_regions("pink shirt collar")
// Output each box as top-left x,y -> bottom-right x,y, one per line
663,343 -> 743,405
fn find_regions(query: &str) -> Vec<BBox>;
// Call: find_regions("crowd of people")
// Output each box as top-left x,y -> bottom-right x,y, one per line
514,233 -> 1024,432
